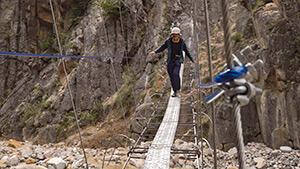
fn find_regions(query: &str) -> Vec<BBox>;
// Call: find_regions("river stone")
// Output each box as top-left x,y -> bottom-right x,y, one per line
280,146 -> 292,152
71,159 -> 84,169
8,155 -> 19,166
228,147 -> 237,156
8,139 -> 22,148
47,157 -> 66,169
26,158 -> 37,164
254,157 -> 266,169
0,157 -> 7,168
20,147 -> 33,158
228,167 -> 238,169
33,166 -> 47,169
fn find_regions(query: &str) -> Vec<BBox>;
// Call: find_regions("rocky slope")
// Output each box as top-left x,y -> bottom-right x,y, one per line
0,139 -> 300,169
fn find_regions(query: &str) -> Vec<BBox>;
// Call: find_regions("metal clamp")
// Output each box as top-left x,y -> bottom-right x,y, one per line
205,59 -> 263,106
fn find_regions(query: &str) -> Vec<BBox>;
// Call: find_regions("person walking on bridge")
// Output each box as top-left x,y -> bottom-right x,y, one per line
150,27 -> 195,97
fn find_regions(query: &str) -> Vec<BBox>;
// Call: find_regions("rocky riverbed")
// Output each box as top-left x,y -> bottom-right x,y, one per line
0,139 -> 299,169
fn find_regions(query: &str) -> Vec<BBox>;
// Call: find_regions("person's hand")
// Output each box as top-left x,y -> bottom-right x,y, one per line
192,60 -> 195,64
149,51 -> 156,55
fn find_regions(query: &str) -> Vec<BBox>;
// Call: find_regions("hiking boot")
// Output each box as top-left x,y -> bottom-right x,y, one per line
172,91 -> 177,97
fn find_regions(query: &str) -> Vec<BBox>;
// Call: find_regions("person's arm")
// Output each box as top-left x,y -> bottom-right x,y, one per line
183,42 -> 195,63
151,40 -> 168,54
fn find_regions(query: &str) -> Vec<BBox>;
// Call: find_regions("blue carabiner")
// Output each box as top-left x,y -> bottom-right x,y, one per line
214,65 -> 248,83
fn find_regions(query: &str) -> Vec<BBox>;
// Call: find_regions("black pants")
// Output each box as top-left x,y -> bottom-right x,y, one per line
167,59 -> 181,92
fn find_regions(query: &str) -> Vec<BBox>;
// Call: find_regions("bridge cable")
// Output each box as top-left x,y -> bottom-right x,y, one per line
192,0 -> 202,168
0,51 -> 147,59
49,0 -> 89,168
203,0 -> 218,168
97,0 -> 130,152
119,0 -> 131,147
220,0 -> 246,168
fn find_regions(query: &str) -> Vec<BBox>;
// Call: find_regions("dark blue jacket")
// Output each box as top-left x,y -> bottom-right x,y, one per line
155,38 -> 194,64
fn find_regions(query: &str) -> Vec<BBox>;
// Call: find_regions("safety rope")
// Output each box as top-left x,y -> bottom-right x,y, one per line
0,51 -> 146,59
192,1 -> 201,168
118,0 -> 132,147
221,0 -> 246,168
49,0 -> 89,168
97,0 -> 129,149
221,0 -> 233,68
203,0 -> 218,168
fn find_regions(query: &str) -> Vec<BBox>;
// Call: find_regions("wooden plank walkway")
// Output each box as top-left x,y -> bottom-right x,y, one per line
143,62 -> 184,169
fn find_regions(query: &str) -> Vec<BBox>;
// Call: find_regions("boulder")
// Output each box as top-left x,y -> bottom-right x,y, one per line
228,147 -> 237,156
8,139 -> 22,148
20,147 -> 33,158
26,158 -> 37,164
280,146 -> 292,152
254,157 -> 266,169
47,157 -> 66,169
7,155 -> 19,166
33,166 -> 48,169
228,167 -> 238,169
271,127 -> 292,149
71,159 -> 84,169
129,159 -> 144,168
0,157 -> 7,168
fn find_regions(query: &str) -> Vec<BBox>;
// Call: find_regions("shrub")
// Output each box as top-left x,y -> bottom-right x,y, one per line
232,33 -> 242,43
114,69 -> 136,113
100,0 -> 126,20
4,33 -> 11,43
40,36 -> 54,51
68,0 -> 91,24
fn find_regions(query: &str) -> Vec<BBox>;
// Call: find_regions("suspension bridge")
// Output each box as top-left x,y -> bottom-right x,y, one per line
0,0 -> 264,168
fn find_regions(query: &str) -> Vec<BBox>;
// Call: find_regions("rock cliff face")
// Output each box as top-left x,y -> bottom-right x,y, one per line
0,0 -> 299,151
211,0 -> 300,151
0,0 -> 198,144
255,0 -> 300,149
0,0 -> 152,144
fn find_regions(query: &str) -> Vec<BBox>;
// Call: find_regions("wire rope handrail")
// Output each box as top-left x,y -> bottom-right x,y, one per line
121,79 -> 169,169
0,51 -> 147,59
49,0 -> 89,168
220,0 -> 246,168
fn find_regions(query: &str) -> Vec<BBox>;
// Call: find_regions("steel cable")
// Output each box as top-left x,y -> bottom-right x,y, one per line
49,0 -> 89,168
203,0 -> 218,168
233,99 -> 246,168
0,51 -> 147,59
220,0 -> 246,168
192,0 -> 202,168
118,0 -> 131,148
221,0 -> 233,68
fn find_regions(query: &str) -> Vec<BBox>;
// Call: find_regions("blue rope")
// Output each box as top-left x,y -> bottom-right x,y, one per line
193,63 -> 248,103
193,63 -> 247,88
193,63 -> 219,88
0,51 -> 146,59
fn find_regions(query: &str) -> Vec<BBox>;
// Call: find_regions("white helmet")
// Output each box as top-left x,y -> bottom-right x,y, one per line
171,27 -> 181,35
